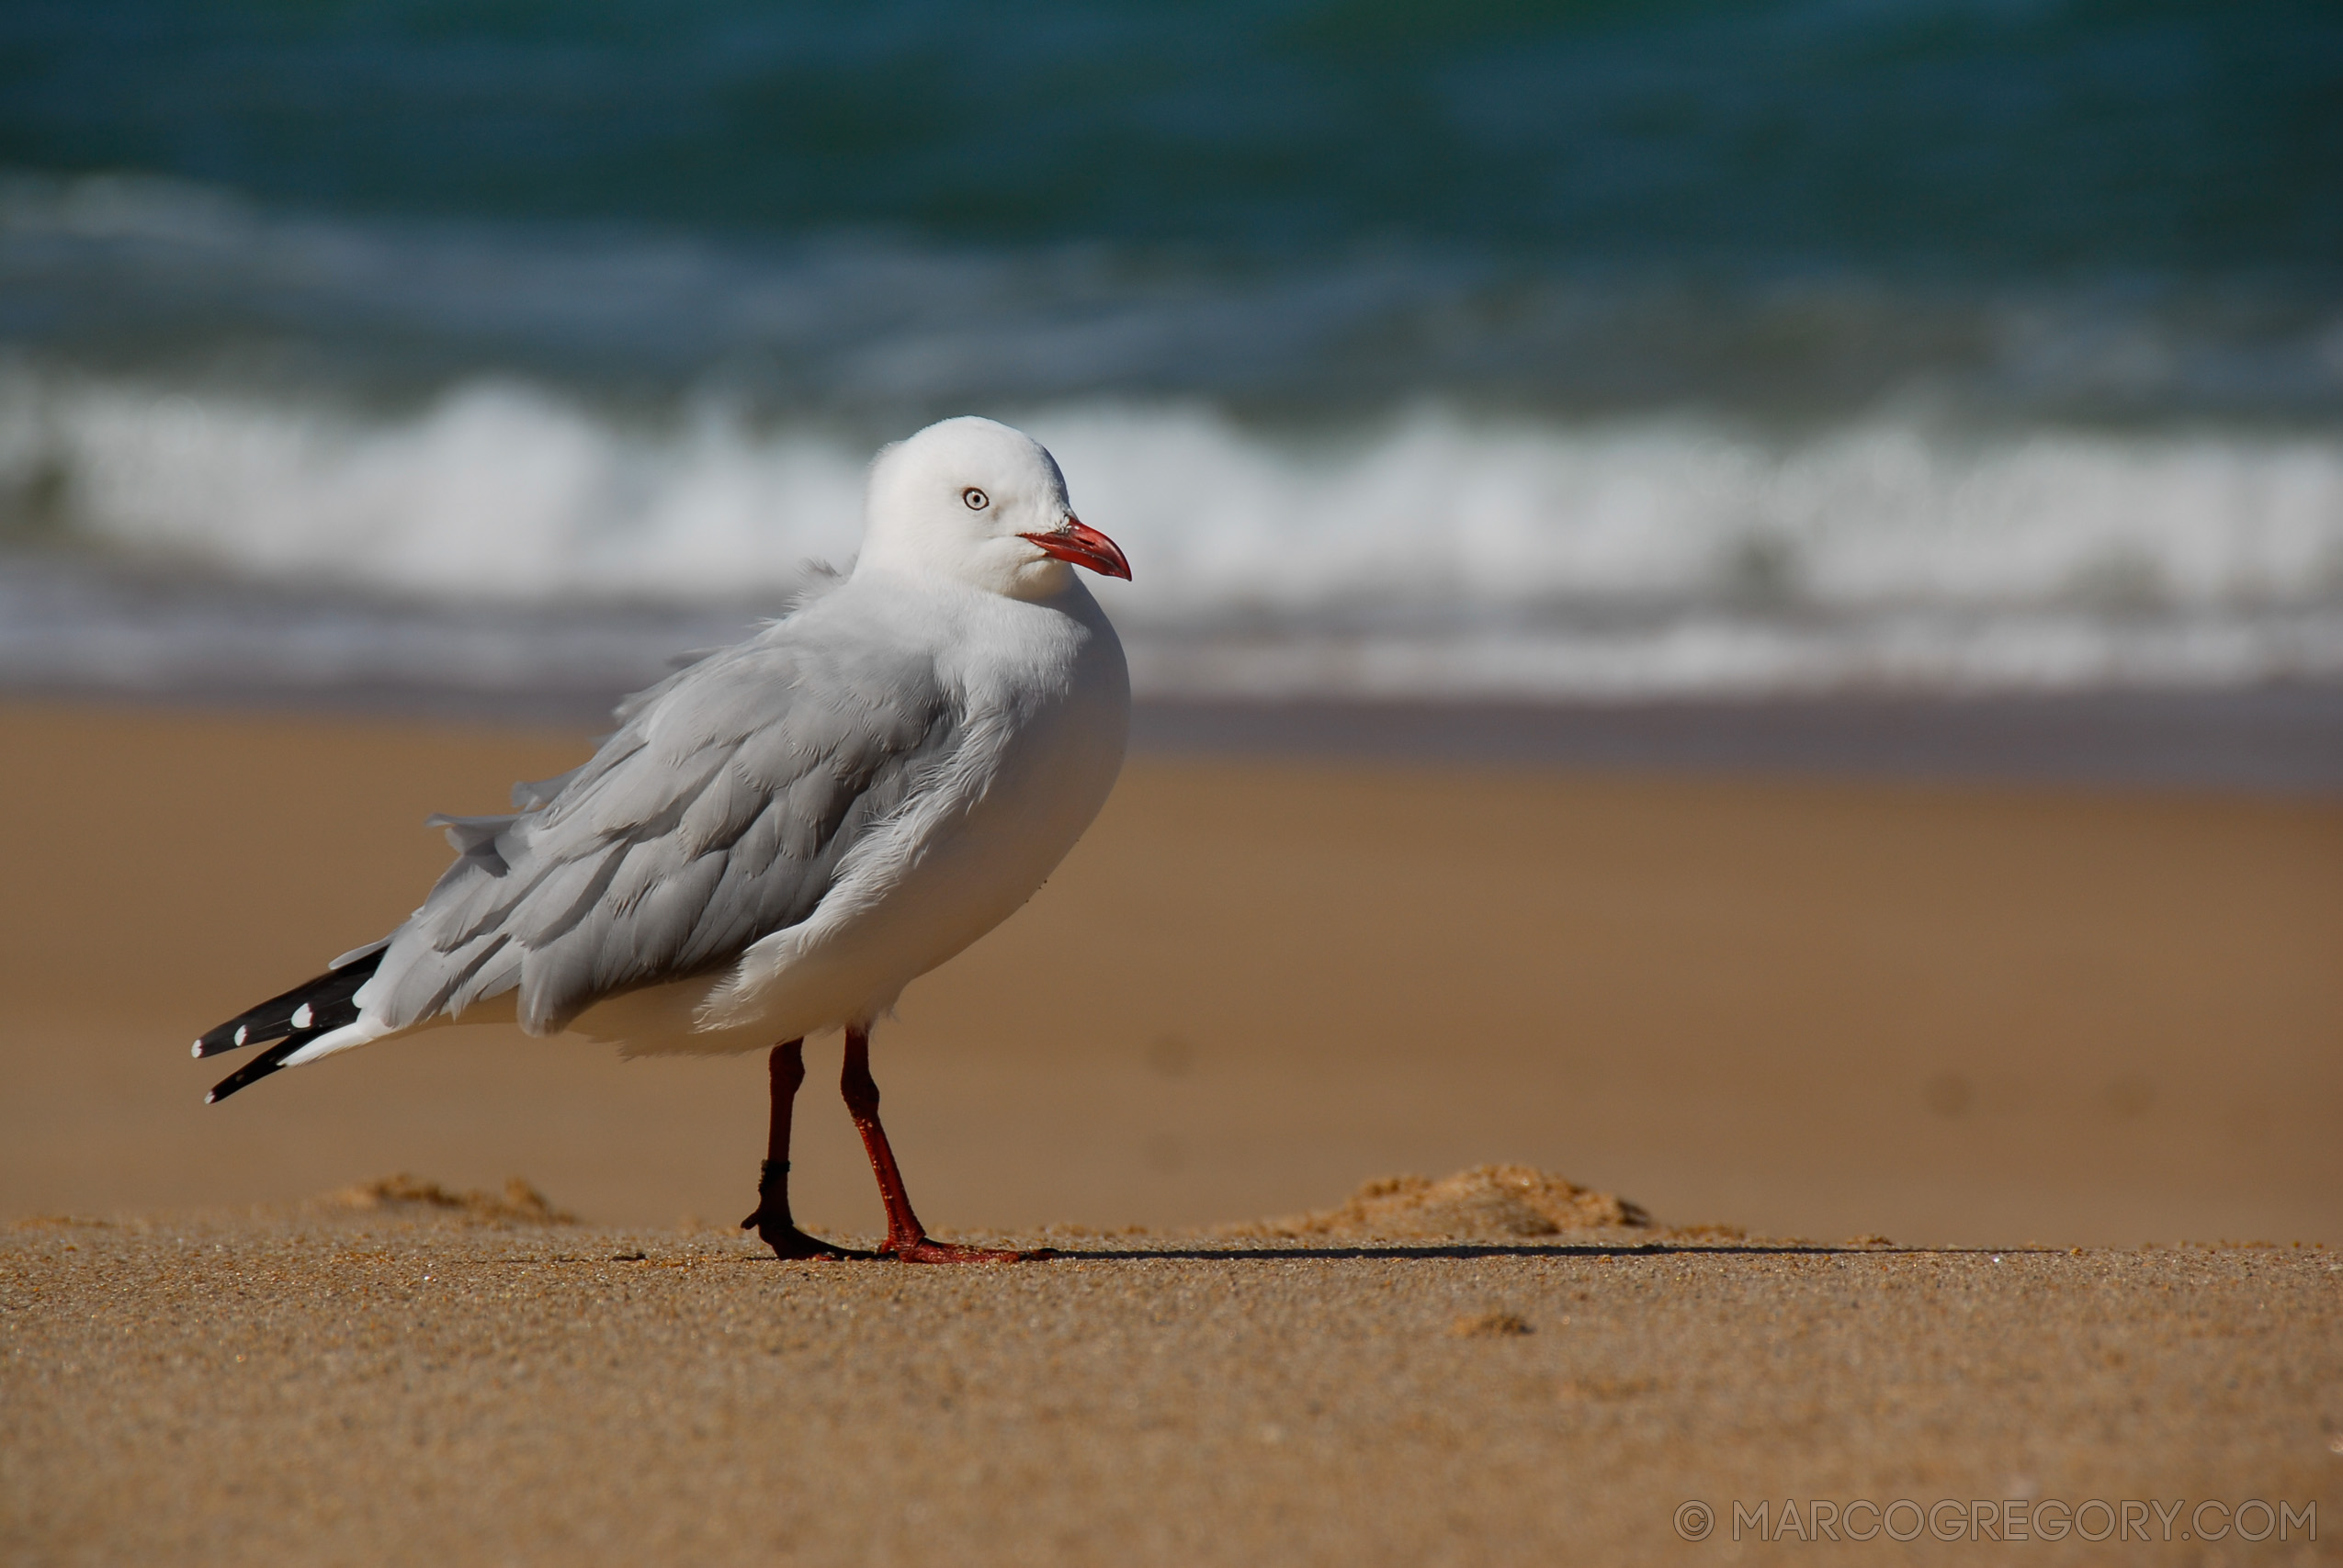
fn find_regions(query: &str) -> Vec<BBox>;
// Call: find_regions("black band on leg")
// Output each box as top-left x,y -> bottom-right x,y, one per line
743,1159 -> 793,1230
744,1157 -> 801,1228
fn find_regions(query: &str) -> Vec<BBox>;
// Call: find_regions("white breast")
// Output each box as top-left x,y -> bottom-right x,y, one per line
569,576 -> 1129,1056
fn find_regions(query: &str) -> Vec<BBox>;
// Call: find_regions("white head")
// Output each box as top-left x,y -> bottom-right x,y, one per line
856,416 -> 1131,600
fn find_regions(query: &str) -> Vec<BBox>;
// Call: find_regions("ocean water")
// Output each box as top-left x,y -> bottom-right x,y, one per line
2,0 -> 2339,701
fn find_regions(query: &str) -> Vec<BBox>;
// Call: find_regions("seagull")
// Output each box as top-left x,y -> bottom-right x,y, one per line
192,416 -> 1132,1264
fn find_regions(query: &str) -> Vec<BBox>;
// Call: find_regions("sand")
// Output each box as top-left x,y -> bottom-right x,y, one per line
5,700 -> 2341,1562
5,699 -> 2337,1246
1219,1164 -> 1659,1239
6,1201 -> 2337,1566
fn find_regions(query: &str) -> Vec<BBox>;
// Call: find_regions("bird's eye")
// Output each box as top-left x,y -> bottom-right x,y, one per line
962,487 -> 990,511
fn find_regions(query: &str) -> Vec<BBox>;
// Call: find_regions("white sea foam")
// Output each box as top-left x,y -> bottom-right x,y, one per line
0,372 -> 868,599
4,367 -> 2340,696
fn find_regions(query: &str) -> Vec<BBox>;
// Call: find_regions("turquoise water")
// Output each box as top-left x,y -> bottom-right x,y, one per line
2,1 -> 2339,696
7,0 -> 2338,276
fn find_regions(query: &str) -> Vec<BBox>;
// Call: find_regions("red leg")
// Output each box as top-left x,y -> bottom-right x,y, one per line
741,1039 -> 869,1260
840,1025 -> 1046,1264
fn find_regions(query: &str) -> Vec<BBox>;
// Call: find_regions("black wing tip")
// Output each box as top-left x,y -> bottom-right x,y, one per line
193,947 -> 388,1061
193,1017 -> 267,1058
205,1035 -> 311,1103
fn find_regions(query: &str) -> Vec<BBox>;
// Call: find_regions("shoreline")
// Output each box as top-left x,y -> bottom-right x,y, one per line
9,679 -> 2341,793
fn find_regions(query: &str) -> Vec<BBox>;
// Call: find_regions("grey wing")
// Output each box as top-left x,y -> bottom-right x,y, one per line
368,626 -> 960,1037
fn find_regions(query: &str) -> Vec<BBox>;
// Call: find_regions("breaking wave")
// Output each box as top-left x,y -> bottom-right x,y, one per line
5,367 -> 2341,697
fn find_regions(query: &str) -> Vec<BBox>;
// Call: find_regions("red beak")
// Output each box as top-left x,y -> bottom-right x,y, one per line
1021,516 -> 1132,581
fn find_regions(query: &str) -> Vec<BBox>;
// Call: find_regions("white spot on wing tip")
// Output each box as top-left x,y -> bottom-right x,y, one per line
290,1005 -> 311,1030
203,1090 -> 218,1105
234,1025 -> 249,1046
190,1041 -> 204,1058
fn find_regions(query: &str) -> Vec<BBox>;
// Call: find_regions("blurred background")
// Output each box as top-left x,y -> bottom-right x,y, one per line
2,0 -> 2338,1243
3,0 -> 2340,723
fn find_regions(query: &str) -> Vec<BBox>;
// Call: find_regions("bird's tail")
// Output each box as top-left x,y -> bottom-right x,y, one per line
192,942 -> 390,1103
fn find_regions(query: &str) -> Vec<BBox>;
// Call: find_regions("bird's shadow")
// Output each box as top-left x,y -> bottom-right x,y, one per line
741,1240 -> 2049,1264
1033,1243 -> 2039,1261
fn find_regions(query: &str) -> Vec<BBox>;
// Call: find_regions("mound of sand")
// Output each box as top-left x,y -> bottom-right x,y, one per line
319,1174 -> 575,1225
305,1166 -> 1726,1247
1221,1165 -> 1654,1241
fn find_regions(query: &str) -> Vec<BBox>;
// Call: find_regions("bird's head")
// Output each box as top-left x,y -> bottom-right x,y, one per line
857,416 -> 1131,600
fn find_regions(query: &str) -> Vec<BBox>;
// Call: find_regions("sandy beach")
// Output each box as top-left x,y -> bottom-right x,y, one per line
10,0 -> 2343,1557
5,700 -> 2340,1562
5,699 -> 2337,1246
6,1201 -> 2337,1566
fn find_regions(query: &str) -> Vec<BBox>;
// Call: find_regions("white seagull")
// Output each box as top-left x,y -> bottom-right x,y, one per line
193,416 -> 1132,1264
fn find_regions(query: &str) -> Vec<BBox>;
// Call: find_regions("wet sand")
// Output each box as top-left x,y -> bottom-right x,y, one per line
5,700 -> 2340,1562
1131,686 -> 2343,794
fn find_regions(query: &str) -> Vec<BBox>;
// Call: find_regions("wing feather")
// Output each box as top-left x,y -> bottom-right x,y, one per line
366,611 -> 958,1040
